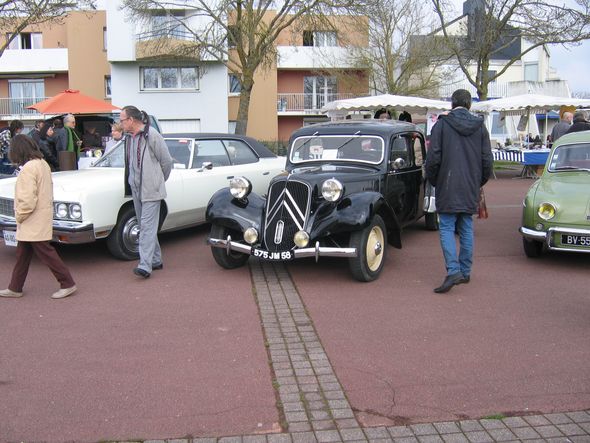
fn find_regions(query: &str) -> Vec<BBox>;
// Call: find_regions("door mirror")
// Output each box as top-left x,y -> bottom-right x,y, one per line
391,157 -> 406,170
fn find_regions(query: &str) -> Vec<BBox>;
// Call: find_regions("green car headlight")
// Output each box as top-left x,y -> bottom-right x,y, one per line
537,202 -> 556,220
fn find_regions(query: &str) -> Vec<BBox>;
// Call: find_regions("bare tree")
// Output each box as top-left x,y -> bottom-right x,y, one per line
431,0 -> 590,100
0,1 -> 95,57
120,0 -> 358,135
357,0 -> 454,98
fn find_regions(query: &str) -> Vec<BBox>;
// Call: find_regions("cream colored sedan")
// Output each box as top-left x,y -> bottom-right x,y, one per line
0,134 -> 285,260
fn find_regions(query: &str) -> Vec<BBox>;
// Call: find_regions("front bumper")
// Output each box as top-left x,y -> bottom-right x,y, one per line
208,235 -> 357,261
520,225 -> 590,253
0,215 -> 96,244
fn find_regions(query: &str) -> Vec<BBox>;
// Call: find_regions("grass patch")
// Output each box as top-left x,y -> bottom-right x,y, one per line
483,413 -> 507,420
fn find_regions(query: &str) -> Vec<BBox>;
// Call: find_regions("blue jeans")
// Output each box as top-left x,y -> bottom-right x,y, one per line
438,213 -> 473,277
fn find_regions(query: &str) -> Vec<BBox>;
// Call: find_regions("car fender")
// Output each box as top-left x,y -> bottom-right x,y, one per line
308,191 -> 402,248
206,188 -> 266,232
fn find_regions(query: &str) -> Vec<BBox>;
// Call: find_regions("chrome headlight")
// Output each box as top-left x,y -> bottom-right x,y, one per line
244,227 -> 259,244
69,203 -> 82,220
321,178 -> 343,202
229,176 -> 252,199
55,203 -> 68,218
537,202 -> 556,220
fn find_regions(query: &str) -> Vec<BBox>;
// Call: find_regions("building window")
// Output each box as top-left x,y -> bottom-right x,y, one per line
304,76 -> 337,110
105,76 -> 111,98
140,66 -> 199,90
302,31 -> 337,47
229,74 -> 241,94
149,10 -> 187,39
524,62 -> 538,82
8,79 -> 45,113
6,32 -> 42,50
103,27 -> 107,51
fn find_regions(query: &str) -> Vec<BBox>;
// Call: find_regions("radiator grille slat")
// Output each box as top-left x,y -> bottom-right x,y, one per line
263,180 -> 311,252
0,198 -> 14,217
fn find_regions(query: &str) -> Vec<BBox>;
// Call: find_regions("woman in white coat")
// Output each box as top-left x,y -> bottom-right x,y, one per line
0,135 -> 77,299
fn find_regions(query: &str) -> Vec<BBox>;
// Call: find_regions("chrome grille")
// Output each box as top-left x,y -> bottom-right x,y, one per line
0,198 -> 14,217
263,179 -> 311,252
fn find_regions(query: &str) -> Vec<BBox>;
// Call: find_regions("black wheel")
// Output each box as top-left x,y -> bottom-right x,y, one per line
106,206 -> 140,260
348,215 -> 387,282
210,224 -> 250,269
425,212 -> 439,231
523,237 -> 543,258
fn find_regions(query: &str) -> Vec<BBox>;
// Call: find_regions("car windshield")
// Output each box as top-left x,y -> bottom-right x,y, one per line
92,138 -> 193,169
290,135 -> 384,164
548,143 -> 590,172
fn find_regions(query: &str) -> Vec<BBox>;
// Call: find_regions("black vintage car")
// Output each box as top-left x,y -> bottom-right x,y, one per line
206,120 -> 438,281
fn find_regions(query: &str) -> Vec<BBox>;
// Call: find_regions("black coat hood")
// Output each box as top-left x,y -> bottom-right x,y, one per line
440,107 -> 485,136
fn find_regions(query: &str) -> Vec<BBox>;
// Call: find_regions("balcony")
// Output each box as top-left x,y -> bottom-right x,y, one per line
0,48 -> 67,74
0,97 -> 47,120
438,80 -> 571,100
135,29 -> 200,60
277,93 -> 357,115
277,46 -> 366,70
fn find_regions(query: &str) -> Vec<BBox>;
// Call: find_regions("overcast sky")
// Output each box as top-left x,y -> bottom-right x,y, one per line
549,40 -> 590,94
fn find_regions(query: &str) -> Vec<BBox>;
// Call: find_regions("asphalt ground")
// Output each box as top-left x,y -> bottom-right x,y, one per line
0,168 -> 589,442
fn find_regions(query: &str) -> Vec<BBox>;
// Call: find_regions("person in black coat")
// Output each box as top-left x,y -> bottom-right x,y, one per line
564,111 -> 590,134
425,89 -> 493,294
38,124 -> 60,171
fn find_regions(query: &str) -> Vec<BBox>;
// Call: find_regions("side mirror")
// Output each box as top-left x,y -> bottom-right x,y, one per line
390,157 -> 406,170
201,161 -> 213,170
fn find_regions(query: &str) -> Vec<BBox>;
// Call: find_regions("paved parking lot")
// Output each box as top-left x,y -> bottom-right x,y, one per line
0,170 -> 588,442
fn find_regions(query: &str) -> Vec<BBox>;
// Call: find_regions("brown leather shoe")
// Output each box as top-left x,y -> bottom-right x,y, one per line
434,273 -> 463,293
0,288 -> 23,298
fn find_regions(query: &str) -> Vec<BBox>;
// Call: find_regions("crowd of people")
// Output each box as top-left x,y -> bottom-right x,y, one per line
0,106 -> 166,299
0,116 -> 123,174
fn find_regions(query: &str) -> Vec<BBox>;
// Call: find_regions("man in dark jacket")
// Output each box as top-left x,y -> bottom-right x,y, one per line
564,111 -> 590,135
425,89 -> 493,293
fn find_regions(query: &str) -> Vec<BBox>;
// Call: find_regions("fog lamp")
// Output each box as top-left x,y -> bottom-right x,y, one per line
538,202 -> 556,220
294,230 -> 310,247
229,176 -> 252,199
244,227 -> 259,244
535,223 -> 544,231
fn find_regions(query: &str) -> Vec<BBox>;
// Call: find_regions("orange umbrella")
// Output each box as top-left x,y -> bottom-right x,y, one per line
27,89 -> 120,114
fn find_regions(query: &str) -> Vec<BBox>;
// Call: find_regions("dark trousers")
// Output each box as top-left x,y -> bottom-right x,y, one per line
9,241 -> 75,292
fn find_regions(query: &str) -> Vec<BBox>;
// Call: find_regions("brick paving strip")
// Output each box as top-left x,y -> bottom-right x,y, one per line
120,260 -> 590,443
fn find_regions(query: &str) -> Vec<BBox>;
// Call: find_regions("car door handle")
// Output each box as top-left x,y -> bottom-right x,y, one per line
226,175 -> 234,179
263,171 -> 270,175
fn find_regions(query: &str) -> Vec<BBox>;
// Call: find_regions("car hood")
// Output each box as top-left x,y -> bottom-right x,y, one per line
282,164 -> 381,194
0,168 -> 123,202
536,172 -> 590,225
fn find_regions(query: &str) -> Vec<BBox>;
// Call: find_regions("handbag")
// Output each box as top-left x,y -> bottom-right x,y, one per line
477,187 -> 488,219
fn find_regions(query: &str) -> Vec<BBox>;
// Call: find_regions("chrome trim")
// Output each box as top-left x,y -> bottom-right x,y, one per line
208,237 -> 357,259
520,225 -> 590,254
519,226 -> 547,241
0,214 -> 96,244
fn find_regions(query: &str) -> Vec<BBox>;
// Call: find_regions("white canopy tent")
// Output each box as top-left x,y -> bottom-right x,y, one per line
471,94 -> 590,146
321,93 -> 451,119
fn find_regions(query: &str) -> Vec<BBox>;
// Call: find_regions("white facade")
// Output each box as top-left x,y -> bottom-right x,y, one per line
105,0 -> 229,133
0,48 -> 68,73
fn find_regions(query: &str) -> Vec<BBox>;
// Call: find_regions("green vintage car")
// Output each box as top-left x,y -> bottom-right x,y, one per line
520,130 -> 590,257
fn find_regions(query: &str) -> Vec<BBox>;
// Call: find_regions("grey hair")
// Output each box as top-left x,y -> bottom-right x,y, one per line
64,113 -> 75,124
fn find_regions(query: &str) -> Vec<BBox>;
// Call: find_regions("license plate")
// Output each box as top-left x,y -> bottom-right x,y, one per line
252,248 -> 293,261
3,230 -> 17,247
561,234 -> 590,246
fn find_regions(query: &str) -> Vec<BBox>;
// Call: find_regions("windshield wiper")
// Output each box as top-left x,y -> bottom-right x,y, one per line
553,166 -> 590,172
293,131 -> 320,159
333,131 -> 362,157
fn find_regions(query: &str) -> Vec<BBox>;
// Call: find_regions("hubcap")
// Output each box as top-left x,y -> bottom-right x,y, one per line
366,226 -> 385,272
122,216 -> 140,253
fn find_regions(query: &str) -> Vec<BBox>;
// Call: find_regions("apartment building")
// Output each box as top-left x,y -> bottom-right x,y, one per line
230,15 -> 370,143
106,1 -> 228,134
0,11 -> 110,127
